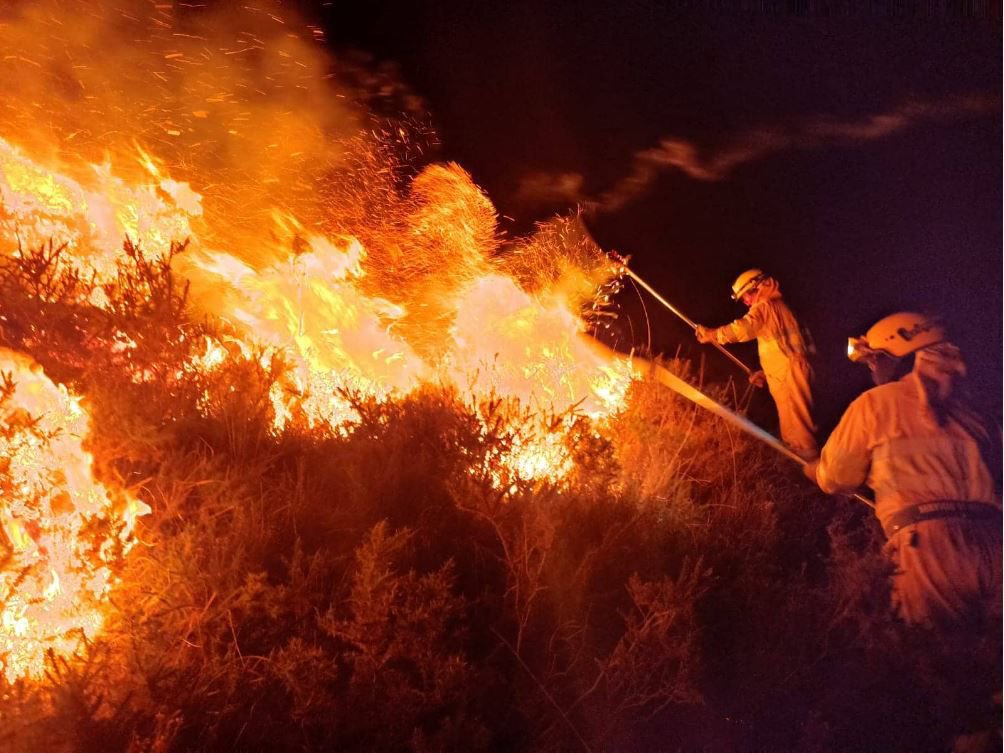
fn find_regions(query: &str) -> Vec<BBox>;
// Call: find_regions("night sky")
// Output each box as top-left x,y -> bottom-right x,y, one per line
315,0 -> 1001,431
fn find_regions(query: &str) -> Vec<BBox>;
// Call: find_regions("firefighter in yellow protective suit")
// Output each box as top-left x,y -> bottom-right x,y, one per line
804,312 -> 1001,753
804,312 -> 1001,628
695,269 -> 818,459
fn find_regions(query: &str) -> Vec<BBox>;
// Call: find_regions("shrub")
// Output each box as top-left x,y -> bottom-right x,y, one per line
0,240 -> 995,753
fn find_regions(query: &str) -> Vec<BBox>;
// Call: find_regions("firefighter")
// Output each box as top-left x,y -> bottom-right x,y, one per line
803,312 -> 1001,752
694,269 -> 818,459
803,312 -> 1001,629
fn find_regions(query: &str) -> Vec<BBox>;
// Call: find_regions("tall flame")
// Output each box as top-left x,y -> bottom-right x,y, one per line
0,349 -> 149,682
0,137 -> 200,282
1,133 -> 634,469
0,0 -> 637,682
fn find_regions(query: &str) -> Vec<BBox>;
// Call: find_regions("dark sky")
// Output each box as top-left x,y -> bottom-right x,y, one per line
314,0 -> 1001,429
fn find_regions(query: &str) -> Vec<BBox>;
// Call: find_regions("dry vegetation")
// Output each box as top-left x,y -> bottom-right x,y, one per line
0,241 -> 997,753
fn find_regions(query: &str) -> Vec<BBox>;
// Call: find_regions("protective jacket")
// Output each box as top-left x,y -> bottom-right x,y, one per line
708,279 -> 817,457
816,343 -> 1002,627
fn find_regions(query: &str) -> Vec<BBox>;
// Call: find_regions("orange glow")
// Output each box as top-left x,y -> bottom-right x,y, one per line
0,350 -> 149,683
0,0 -> 638,682
0,137 -> 201,284
2,132 -> 635,471
450,273 -> 633,420
1,118 -> 635,486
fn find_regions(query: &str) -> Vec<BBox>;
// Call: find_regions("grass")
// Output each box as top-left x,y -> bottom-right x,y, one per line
0,239 -> 997,753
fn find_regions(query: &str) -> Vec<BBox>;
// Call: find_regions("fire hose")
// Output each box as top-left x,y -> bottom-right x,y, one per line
649,361 -> 875,508
581,335 -> 875,509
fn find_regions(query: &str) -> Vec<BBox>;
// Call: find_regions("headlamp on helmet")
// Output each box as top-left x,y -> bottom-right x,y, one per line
730,269 -> 767,301
846,336 -> 872,362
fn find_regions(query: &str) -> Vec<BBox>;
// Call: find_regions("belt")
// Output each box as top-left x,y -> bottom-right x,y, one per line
884,500 -> 1001,537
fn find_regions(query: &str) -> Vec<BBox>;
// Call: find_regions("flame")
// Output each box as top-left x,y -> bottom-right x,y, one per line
0,137 -> 201,283
185,227 -> 428,430
2,130 -> 635,476
0,349 -> 149,683
0,3 -> 636,467
0,93 -> 635,490
176,211 -> 634,475
0,0 -> 639,682
449,273 -> 633,419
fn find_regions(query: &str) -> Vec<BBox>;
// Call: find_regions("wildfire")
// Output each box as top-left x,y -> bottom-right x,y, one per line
185,228 -> 427,430
0,137 -> 200,284
0,349 -> 149,683
0,0 -> 639,684
1,132 -> 634,463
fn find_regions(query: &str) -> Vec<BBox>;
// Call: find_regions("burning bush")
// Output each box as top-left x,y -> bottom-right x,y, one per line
0,236 -> 984,751
0,348 -> 148,685
0,3 -> 995,751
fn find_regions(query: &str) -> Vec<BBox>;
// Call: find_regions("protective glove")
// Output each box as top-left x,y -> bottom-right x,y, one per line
748,370 -> 767,388
802,460 -> 819,485
694,325 -> 714,344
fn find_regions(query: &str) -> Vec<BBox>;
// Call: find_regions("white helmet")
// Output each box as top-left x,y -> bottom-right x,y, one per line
730,268 -> 767,301
847,312 -> 945,362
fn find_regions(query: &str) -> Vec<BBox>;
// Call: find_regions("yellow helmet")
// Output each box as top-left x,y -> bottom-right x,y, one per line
730,268 -> 767,300
847,312 -> 945,362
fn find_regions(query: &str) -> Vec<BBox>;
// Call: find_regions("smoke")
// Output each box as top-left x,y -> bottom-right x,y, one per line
513,172 -> 587,208
0,0 -> 430,261
514,94 -> 998,213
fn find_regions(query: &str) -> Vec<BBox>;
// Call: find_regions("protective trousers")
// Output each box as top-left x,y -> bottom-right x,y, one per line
885,517 -> 1002,629
763,353 -> 817,458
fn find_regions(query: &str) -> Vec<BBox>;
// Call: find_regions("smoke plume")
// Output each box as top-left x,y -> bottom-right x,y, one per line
515,94 -> 997,213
